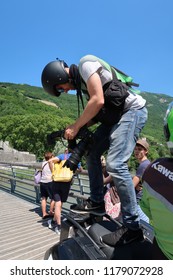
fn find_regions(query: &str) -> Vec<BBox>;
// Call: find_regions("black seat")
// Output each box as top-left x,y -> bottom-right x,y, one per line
88,220 -> 152,260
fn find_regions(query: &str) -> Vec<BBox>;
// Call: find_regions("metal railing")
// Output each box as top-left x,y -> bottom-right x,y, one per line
0,162 -> 90,213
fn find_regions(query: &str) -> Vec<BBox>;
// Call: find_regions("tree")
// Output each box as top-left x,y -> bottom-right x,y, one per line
0,114 -> 72,160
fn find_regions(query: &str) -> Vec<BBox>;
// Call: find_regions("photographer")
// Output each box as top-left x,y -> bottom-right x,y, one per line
41,54 -> 147,245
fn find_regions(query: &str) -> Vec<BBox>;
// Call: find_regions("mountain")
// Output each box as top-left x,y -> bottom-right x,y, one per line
0,82 -> 172,160
0,82 -> 80,120
139,91 -> 172,142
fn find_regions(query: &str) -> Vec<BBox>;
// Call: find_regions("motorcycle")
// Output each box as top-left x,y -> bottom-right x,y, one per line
44,209 -> 154,260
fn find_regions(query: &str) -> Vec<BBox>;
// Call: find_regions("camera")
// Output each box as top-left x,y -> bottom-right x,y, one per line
47,126 -> 94,172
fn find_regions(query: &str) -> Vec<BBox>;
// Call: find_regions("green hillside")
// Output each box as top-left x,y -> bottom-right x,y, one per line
0,82 -> 83,119
139,91 -> 172,142
0,82 -> 172,162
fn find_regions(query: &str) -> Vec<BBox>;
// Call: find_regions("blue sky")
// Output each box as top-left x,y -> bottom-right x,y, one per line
1,0 -> 173,96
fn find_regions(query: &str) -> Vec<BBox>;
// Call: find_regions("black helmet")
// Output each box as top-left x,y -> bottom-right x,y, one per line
41,60 -> 69,97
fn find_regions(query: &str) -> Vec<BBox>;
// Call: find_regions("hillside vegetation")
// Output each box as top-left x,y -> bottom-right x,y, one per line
0,82 -> 172,166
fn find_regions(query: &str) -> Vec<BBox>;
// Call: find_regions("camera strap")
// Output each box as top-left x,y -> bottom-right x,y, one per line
69,64 -> 85,117
77,89 -> 85,117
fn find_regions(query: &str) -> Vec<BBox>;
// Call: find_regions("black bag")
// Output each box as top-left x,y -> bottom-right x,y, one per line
93,78 -> 129,125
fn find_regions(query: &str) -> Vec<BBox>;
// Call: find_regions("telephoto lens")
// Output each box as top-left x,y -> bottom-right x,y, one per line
65,138 -> 90,172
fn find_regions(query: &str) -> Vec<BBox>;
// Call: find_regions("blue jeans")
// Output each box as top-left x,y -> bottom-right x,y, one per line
86,107 -> 148,230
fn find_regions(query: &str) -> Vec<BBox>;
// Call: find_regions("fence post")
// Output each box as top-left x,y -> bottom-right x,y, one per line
76,173 -> 84,195
76,173 -> 85,204
34,185 -> 40,204
10,179 -> 16,193
10,165 -> 16,193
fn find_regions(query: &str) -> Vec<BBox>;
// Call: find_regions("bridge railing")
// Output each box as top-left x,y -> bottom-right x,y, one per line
0,162 -> 90,213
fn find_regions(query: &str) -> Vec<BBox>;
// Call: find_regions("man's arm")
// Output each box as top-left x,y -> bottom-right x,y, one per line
49,156 -> 60,163
103,174 -> 113,185
48,156 -> 61,172
65,72 -> 104,139
133,175 -> 142,191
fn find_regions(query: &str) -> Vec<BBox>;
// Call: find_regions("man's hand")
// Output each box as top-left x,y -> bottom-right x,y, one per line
64,124 -> 80,140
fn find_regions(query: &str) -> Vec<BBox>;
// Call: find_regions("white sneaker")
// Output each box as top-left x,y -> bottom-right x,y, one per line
48,219 -> 56,229
54,227 -> 61,235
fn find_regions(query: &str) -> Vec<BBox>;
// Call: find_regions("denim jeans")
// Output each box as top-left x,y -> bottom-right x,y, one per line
86,107 -> 148,230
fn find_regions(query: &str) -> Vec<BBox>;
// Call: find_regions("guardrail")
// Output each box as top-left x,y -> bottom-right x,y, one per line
0,162 -> 90,213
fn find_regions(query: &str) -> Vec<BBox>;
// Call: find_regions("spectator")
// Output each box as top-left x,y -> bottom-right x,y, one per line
41,54 -> 148,244
40,152 -> 54,219
47,148 -> 72,235
140,101 -> 173,259
133,139 -> 150,223
47,148 -> 81,234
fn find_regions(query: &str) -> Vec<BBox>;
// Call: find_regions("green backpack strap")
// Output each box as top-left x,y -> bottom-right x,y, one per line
97,57 -> 140,93
111,66 -> 141,95
111,66 -> 139,87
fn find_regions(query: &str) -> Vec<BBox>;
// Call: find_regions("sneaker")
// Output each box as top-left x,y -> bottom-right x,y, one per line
70,198 -> 105,213
47,219 -> 56,229
54,227 -> 61,235
101,227 -> 144,247
101,226 -> 128,246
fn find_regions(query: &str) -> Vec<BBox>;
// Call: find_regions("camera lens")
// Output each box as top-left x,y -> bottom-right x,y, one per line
65,137 -> 90,172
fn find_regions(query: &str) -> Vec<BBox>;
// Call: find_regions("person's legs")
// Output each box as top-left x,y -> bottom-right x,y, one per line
40,183 -> 49,218
86,124 -> 111,203
48,182 -> 70,234
47,182 -> 55,215
71,107 -> 147,217
48,182 -> 60,233
54,200 -> 62,226
102,107 -> 148,246
70,125 -> 111,212
41,197 -> 48,217
53,182 -> 71,233
106,107 -> 148,230
49,200 -> 55,215
48,196 -> 61,234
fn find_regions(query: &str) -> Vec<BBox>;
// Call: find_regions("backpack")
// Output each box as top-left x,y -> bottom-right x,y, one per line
98,55 -> 140,94
94,61 -> 140,125
34,162 -> 48,184
111,66 -> 141,95
79,55 -> 141,125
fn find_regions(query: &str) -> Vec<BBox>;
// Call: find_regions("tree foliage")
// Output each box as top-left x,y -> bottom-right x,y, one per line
0,114 -> 71,160
0,83 -> 172,166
